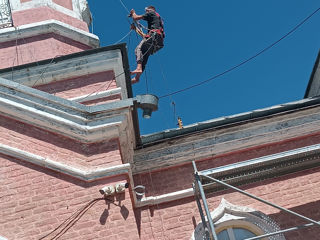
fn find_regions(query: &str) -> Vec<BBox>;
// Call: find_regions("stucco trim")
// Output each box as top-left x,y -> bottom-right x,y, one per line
134,104 -> 320,173
192,198 -> 285,240
135,144 -> 320,207
0,142 -> 131,181
0,19 -> 99,47
0,76 -> 134,143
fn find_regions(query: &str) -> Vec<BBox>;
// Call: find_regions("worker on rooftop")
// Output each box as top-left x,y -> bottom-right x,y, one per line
129,6 -> 165,83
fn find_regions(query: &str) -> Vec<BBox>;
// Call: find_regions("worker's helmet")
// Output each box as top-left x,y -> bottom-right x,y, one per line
145,6 -> 156,12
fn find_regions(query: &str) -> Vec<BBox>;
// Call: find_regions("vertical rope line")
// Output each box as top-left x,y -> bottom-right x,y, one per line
144,66 -> 149,93
15,36 -> 19,66
118,0 -> 130,14
156,55 -> 178,127
11,28 -> 19,81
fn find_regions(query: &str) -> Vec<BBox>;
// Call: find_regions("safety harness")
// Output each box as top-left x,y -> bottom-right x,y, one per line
145,11 -> 165,39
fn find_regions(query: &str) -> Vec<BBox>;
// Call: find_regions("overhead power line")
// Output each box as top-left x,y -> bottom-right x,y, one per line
159,6 -> 320,99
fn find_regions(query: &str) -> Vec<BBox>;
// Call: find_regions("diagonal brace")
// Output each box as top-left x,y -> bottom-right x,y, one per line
200,174 -> 320,227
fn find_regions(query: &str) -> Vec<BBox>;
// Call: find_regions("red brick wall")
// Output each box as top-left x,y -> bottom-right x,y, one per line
13,6 -> 88,31
35,71 -> 120,101
134,131 -> 320,197
134,167 -> 320,240
0,115 -> 122,168
52,0 -> 73,10
3,163 -> 317,240
0,155 -> 139,240
0,33 -> 91,69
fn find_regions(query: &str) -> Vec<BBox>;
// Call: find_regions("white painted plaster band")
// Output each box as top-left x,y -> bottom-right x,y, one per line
0,76 -> 135,143
0,50 -> 123,94
0,19 -> 99,47
0,95 -> 127,142
135,143 -> 320,207
0,143 -> 131,181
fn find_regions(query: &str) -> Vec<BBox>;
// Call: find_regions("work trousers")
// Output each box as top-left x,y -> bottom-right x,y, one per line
135,33 -> 164,71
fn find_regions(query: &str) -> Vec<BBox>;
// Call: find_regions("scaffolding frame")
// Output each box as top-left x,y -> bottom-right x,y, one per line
192,161 -> 320,240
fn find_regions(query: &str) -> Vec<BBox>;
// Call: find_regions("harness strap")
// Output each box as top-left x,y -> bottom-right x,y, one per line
145,29 -> 163,38
145,11 -> 165,38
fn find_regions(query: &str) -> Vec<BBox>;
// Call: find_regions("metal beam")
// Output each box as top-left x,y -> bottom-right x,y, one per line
193,184 -> 212,240
193,161 -> 218,240
246,222 -> 318,240
201,174 -> 320,227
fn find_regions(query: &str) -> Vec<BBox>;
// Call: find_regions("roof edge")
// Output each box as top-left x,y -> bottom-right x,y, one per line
304,49 -> 320,98
140,97 -> 320,146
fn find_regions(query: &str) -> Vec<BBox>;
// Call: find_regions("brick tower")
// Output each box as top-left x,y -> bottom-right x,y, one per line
0,1 -> 145,239
0,0 -> 99,69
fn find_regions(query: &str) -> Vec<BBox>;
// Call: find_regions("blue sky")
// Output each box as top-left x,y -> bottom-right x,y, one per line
87,0 -> 320,135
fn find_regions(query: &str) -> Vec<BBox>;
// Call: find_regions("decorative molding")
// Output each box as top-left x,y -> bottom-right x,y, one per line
134,106 -> 320,173
0,77 -> 134,143
192,198 -> 286,240
135,144 -> 320,207
0,142 -> 131,181
0,19 -> 99,47
200,144 -> 320,193
0,47 -> 128,98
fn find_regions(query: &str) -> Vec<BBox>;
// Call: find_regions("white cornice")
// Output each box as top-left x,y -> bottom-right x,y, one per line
135,143 -> 320,207
133,106 -> 320,173
0,141 -> 138,204
0,143 -> 131,181
0,77 -> 134,143
0,47 -> 128,98
0,19 -> 99,47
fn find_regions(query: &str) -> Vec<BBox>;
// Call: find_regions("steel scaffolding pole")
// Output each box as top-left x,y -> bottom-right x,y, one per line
246,222 -> 319,240
192,161 -> 218,240
200,174 -> 320,227
193,184 -> 212,240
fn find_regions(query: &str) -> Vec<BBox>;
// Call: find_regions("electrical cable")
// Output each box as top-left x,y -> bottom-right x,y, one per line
38,197 -> 104,240
32,55 -> 63,88
78,71 -> 124,103
15,31 -> 19,66
159,6 -> 320,99
14,27 -> 60,93
10,28 -> 19,81
11,48 -> 17,81
156,55 -> 178,126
